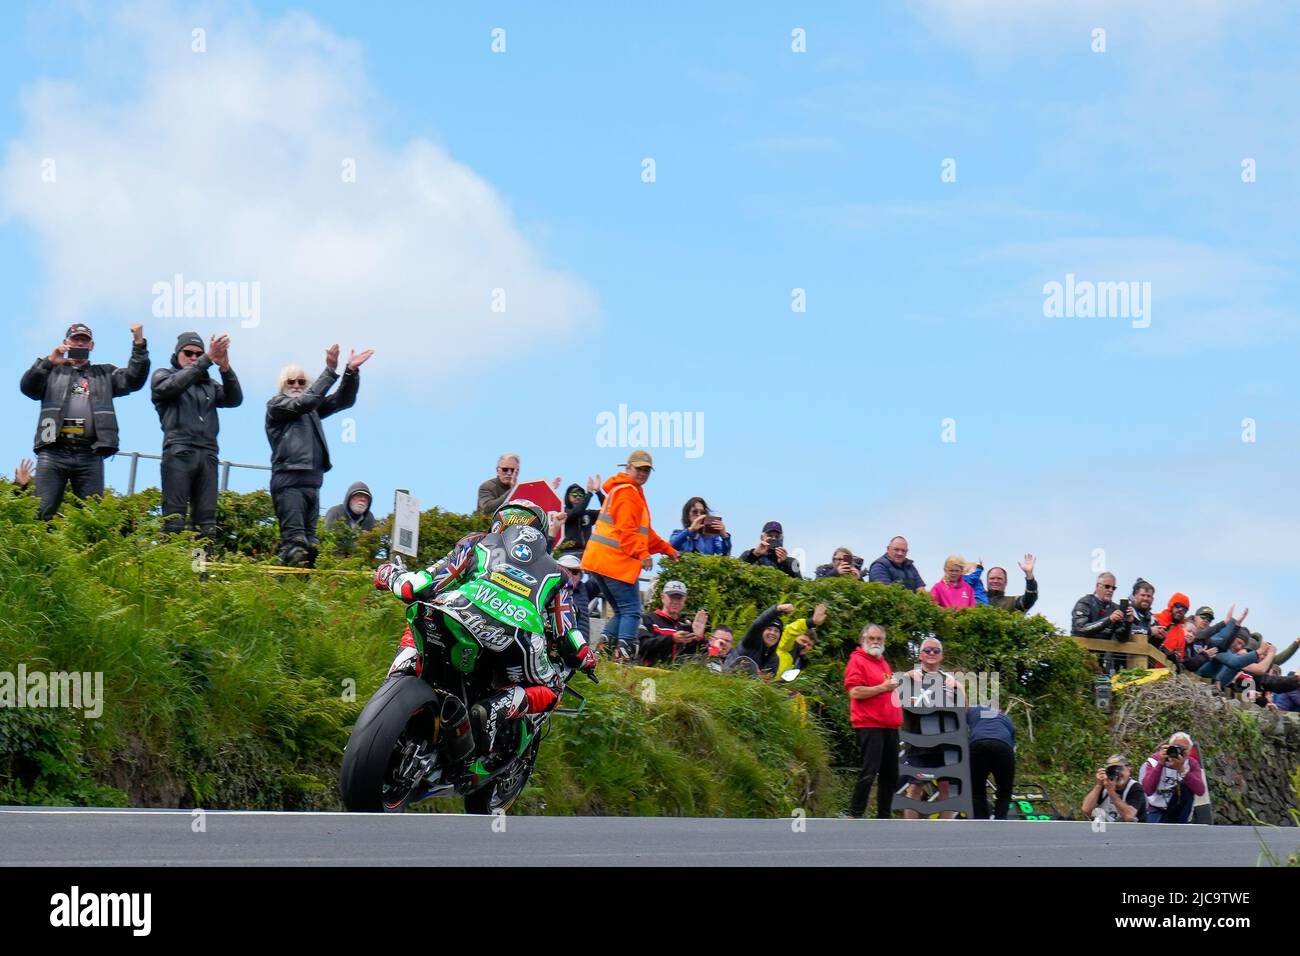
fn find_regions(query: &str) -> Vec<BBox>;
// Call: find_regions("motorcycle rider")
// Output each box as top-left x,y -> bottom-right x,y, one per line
373,499 -> 598,769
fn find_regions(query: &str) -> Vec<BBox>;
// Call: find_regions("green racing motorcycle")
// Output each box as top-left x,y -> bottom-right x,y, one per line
339,546 -> 595,815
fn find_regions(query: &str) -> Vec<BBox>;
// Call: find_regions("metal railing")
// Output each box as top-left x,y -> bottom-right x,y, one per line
120,451 -> 271,496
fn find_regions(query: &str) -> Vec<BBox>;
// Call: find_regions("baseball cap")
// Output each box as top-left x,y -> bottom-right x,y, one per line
1105,753 -> 1129,768
662,580 -> 688,596
762,521 -> 783,535
556,554 -> 582,570
626,449 -> 654,469
65,323 -> 93,340
1195,606 -> 1215,620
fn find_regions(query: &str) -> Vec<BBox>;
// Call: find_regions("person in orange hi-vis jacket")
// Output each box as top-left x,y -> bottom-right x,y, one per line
581,448 -> 678,661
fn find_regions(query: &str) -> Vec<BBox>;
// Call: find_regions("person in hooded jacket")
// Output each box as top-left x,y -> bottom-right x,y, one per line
1153,590 -> 1192,667
555,478 -> 604,558
324,480 -> 377,532
151,332 -> 242,536
725,603 -> 793,676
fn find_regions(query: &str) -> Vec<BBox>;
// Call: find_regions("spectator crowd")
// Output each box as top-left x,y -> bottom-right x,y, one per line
9,331 -> 1294,822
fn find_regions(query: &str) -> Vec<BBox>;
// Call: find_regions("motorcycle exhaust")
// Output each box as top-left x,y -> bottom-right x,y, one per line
440,695 -> 475,763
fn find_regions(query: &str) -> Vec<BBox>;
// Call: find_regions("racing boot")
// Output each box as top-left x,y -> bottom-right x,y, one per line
470,686 -> 528,769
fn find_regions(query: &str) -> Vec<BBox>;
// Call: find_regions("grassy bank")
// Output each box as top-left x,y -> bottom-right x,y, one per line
0,488 -> 835,815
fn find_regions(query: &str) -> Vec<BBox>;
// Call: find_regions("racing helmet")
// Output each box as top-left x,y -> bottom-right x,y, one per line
490,498 -> 552,548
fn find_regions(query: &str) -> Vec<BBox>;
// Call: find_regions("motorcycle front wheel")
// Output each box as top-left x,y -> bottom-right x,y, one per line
463,738 -> 539,815
340,675 -> 443,812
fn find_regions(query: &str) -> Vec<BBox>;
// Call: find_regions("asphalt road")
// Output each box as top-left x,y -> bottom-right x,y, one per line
0,808 -> 1292,866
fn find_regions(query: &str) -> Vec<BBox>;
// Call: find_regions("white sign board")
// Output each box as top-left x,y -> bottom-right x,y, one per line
392,490 -> 421,557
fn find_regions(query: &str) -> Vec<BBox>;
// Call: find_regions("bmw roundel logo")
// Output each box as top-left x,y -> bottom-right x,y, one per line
511,543 -> 532,562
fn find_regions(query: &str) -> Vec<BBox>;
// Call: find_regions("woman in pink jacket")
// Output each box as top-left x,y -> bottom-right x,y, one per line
931,555 -> 976,608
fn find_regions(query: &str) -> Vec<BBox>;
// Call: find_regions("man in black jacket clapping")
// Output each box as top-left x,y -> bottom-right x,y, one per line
265,343 -> 372,567
152,332 -> 242,537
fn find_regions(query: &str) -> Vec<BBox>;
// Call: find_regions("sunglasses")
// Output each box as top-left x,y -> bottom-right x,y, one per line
1099,584 -> 1116,590
499,467 -> 517,473
181,350 -> 203,358
921,647 -> 942,654
286,378 -> 308,386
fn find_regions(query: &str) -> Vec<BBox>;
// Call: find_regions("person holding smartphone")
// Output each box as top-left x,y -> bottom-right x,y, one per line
19,322 -> 150,520
670,496 -> 731,556
739,520 -> 800,578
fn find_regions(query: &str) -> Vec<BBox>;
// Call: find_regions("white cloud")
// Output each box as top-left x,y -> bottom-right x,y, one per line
907,0 -> 1263,62
0,2 -> 598,390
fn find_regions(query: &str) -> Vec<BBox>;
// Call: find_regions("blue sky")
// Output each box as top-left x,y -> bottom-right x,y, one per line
1,0 -> 1298,648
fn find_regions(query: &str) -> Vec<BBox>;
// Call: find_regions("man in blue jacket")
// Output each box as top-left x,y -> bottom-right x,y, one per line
868,536 -> 926,591
967,705 -> 1016,820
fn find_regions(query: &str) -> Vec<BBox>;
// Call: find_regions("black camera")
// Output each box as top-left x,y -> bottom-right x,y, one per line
1105,765 -> 1121,781
1166,744 -> 1184,759
66,347 -> 90,361
1119,598 -> 1130,613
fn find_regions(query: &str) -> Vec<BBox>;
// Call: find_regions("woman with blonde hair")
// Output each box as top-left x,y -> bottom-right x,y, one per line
265,343 -> 373,566
931,554 -> 976,608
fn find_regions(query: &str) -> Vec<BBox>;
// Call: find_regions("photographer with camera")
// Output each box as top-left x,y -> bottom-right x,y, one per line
19,322 -> 150,520
1081,753 -> 1148,823
739,520 -> 800,577
1140,732 -> 1206,824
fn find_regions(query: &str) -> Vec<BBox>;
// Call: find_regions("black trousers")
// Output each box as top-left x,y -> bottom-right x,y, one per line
161,446 -> 219,535
271,470 -> 322,559
849,727 -> 899,818
969,739 -> 1016,819
35,445 -> 104,520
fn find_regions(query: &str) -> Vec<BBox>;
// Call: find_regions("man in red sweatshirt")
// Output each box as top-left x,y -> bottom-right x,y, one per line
845,623 -> 904,818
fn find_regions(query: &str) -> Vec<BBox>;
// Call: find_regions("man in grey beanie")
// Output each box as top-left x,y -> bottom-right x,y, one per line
151,332 -> 242,537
